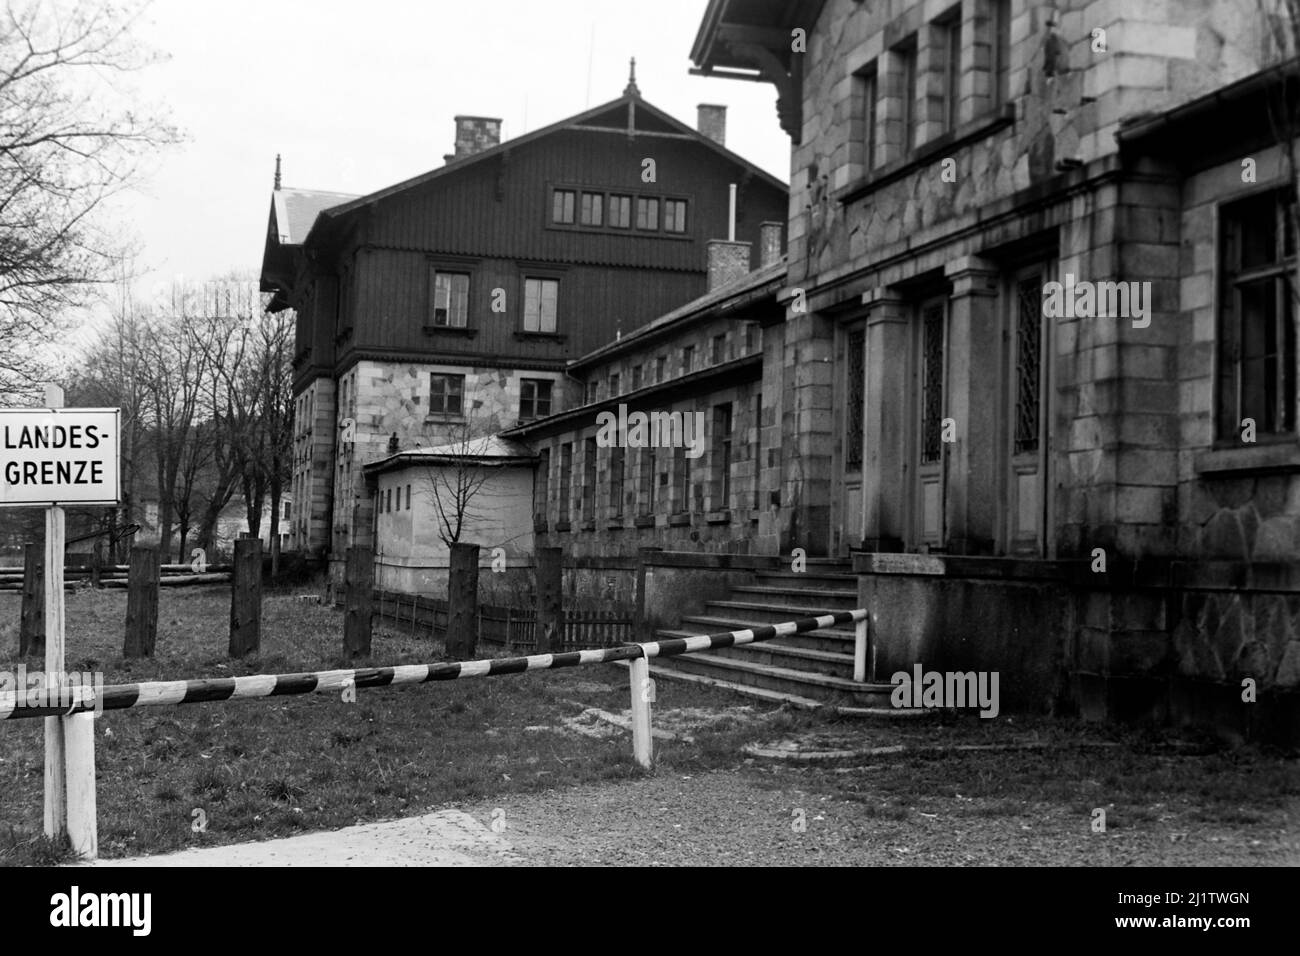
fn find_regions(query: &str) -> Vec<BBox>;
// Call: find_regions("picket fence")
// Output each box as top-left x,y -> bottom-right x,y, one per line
370,589 -> 633,652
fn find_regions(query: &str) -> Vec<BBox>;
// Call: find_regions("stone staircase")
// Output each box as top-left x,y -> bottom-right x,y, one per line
648,560 -> 909,716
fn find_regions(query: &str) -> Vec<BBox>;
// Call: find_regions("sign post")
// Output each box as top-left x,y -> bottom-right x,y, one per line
0,393 -> 119,857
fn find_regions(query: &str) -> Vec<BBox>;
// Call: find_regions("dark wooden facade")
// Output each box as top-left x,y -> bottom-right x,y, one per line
268,93 -> 788,391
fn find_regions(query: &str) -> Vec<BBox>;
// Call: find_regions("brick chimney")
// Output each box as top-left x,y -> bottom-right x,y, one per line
446,115 -> 502,164
697,104 -> 727,147
707,239 -> 751,291
759,222 -> 784,268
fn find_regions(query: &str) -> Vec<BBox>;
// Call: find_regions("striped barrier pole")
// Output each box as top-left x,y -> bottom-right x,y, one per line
0,609 -> 868,721
0,609 -> 867,857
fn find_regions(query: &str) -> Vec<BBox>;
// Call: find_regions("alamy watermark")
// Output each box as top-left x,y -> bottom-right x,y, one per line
890,664 -> 1000,718
1042,273 -> 1151,328
595,404 -> 706,459
0,667 -> 104,717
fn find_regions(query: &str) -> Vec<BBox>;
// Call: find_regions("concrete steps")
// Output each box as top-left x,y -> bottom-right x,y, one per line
657,627 -> 854,677
678,613 -> 856,654
642,559 -> 930,713
661,652 -> 892,708
727,586 -> 860,609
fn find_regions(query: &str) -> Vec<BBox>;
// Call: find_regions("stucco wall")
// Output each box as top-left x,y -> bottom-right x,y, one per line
372,461 -> 534,595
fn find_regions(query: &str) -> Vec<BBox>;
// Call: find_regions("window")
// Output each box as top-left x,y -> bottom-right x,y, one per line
406,484 -> 411,510
534,448 -> 550,523
846,329 -> 865,469
432,271 -> 470,327
655,356 -> 667,382
558,444 -> 573,523
711,334 -> 726,364
609,446 -> 624,517
580,191 -> 604,226
608,194 -> 632,228
636,197 -> 660,230
1217,190 -> 1297,439
585,380 -> 598,404
631,365 -> 643,391
673,445 -> 691,514
898,36 -> 918,152
752,392 -> 762,509
430,373 -> 465,415
746,323 -> 760,353
941,14 -> 962,134
1013,275 -> 1044,454
639,447 -> 656,515
582,437 -> 598,522
523,277 -> 558,332
855,64 -> 878,171
283,501 -> 290,519
682,345 -> 695,375
992,0 -> 1011,109
386,488 -> 392,513
552,189 -> 576,224
713,403 -> 733,510
663,199 -> 687,233
920,300 -> 947,463
519,378 -> 553,420
609,372 -> 620,397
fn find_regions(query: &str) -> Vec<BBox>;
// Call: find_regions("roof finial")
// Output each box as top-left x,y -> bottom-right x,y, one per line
624,56 -> 640,97
274,153 -> 282,190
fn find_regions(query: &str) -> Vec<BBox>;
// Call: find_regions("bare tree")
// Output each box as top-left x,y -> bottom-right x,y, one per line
186,276 -> 290,561
0,0 -> 176,399
421,422 -> 518,549
71,277 -> 151,561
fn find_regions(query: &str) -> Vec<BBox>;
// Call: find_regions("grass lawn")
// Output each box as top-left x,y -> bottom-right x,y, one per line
1,585 -> 1296,866
0,585 -> 804,865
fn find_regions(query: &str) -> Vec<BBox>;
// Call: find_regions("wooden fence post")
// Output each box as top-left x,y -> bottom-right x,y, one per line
535,546 -> 563,654
228,538 -> 262,657
446,542 -> 480,659
343,546 -> 374,659
90,540 -> 103,589
19,541 -> 43,657
634,547 -> 661,644
123,546 -> 159,658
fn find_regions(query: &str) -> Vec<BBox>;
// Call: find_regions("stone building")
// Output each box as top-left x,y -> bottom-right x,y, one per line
683,0 -> 1299,734
503,230 -> 785,556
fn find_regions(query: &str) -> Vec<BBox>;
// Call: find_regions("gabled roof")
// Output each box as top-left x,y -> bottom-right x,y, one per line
272,187 -> 361,245
301,90 -> 787,246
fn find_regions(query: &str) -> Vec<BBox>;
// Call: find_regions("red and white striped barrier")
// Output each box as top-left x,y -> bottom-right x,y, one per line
2,608 -> 869,860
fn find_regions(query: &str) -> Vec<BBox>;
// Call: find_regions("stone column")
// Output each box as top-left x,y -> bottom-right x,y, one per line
861,288 -> 909,551
944,256 -> 1001,555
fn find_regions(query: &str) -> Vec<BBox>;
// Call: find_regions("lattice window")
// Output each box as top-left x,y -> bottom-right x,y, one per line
920,302 -> 945,463
846,328 -> 865,469
1014,277 -> 1043,454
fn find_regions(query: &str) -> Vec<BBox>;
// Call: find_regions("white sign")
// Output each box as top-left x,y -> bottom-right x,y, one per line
0,408 -> 121,506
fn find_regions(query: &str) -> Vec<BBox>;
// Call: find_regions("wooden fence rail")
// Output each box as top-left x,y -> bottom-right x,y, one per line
370,589 -> 632,652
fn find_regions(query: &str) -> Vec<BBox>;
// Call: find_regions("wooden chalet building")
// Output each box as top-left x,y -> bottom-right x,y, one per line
260,67 -> 787,580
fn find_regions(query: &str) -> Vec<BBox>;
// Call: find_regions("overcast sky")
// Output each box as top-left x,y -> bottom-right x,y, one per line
109,0 -> 791,300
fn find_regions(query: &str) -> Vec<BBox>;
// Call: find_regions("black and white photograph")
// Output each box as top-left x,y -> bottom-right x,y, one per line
0,0 -> 1294,919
